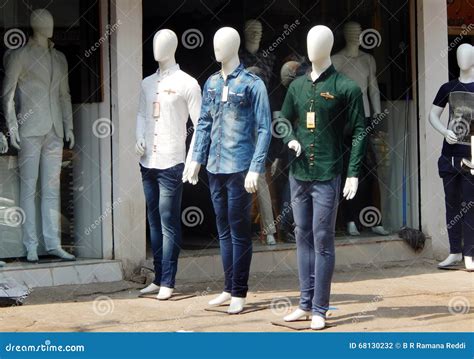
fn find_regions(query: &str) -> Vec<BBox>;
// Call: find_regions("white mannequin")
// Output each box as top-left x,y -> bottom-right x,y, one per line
429,43 -> 474,269
2,9 -> 75,262
183,28 -> 260,194
0,132 -> 8,153
288,26 -> 359,200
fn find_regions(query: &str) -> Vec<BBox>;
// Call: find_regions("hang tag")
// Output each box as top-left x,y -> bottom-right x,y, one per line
306,112 -> 316,129
153,101 -> 160,118
222,86 -> 229,102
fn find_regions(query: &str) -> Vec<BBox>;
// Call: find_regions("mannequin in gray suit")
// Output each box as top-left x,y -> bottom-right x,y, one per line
2,9 -> 75,262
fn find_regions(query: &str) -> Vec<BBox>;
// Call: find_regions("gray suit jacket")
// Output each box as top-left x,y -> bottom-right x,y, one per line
2,39 -> 73,138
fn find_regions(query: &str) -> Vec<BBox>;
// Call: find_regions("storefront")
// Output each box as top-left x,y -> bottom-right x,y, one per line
0,0 -> 457,283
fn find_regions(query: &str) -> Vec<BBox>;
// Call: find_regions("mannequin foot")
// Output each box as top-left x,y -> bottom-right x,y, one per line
0,261 -> 5,267
140,283 -> 160,294
438,253 -> 462,267
27,249 -> 39,263
208,292 -> 231,306
310,315 -> 326,330
371,225 -> 390,236
48,248 -> 75,261
157,286 -> 174,300
227,297 -> 246,314
266,234 -> 276,245
283,308 -> 311,322
347,222 -> 360,236
464,256 -> 474,270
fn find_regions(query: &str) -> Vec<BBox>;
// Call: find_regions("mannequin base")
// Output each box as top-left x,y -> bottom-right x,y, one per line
438,253 -> 462,267
284,308 -> 311,322
157,287 -> 174,300
208,292 -> 231,306
227,297 -> 246,314
310,316 -> 326,330
140,283 -> 160,294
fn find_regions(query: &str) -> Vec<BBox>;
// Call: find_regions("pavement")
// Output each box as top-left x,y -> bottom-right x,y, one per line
0,260 -> 472,332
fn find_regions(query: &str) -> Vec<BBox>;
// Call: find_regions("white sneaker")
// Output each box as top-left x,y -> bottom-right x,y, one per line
140,283 -> 160,294
227,297 -> 246,314
371,226 -> 390,235
156,287 -> 174,300
347,222 -> 360,236
283,308 -> 311,322
310,315 -> 326,330
464,256 -> 474,270
208,292 -> 231,306
438,253 -> 462,267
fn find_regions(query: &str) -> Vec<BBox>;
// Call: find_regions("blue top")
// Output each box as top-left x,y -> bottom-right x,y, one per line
192,64 -> 272,174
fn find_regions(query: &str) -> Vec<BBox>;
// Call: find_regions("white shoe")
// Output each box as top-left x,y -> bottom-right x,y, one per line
156,287 -> 174,300
227,297 -> 246,314
464,256 -> 474,270
310,315 -> 326,330
438,253 -> 462,267
140,283 -> 160,294
266,234 -> 276,245
208,292 -> 231,306
371,225 -> 390,235
347,222 -> 360,236
283,308 -> 311,322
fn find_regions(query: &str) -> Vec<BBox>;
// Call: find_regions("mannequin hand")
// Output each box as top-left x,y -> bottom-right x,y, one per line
9,127 -> 20,150
270,159 -> 279,177
288,140 -> 302,157
0,133 -> 8,154
135,138 -> 146,156
343,177 -> 359,200
183,161 -> 201,185
444,129 -> 458,145
244,171 -> 259,193
65,130 -> 75,149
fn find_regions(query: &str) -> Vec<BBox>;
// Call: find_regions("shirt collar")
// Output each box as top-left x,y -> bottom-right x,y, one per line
28,37 -> 55,49
220,63 -> 244,80
306,64 -> 336,83
157,63 -> 180,79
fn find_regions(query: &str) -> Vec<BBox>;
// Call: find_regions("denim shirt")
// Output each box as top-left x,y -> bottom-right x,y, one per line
192,64 -> 272,174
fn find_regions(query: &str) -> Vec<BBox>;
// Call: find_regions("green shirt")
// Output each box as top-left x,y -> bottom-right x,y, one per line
281,65 -> 367,181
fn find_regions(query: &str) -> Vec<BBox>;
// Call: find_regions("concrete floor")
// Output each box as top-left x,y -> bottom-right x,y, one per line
1,260 -> 472,332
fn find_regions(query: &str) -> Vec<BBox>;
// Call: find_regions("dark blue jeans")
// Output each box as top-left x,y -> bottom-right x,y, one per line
140,163 -> 184,288
438,155 -> 474,257
290,175 -> 341,318
208,171 -> 252,298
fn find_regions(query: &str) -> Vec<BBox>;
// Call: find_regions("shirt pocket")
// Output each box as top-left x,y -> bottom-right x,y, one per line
228,91 -> 246,108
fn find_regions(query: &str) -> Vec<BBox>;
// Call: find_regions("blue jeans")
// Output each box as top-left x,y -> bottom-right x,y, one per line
290,175 -> 341,318
208,171 -> 252,298
140,163 -> 184,288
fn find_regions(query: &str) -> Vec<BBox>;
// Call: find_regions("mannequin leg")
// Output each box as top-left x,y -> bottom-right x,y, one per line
157,163 -> 184,289
227,171 -> 252,298
18,135 -> 42,256
441,171 -> 463,255
256,170 -> 276,244
311,175 -> 340,318
461,171 -> 474,258
140,165 -> 163,286
289,176 -> 314,312
208,172 -> 232,295
39,130 -> 63,251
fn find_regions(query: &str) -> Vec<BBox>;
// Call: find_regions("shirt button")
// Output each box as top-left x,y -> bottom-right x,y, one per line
310,144 -> 314,147
310,129 -> 314,133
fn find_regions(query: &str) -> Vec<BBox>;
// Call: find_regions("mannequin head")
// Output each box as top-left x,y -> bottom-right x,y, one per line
213,27 -> 240,63
30,9 -> 54,39
456,43 -> 474,71
343,21 -> 362,47
307,25 -> 334,63
153,29 -> 178,62
244,19 -> 263,54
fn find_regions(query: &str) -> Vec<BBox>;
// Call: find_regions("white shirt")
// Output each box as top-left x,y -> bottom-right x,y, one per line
136,64 -> 202,169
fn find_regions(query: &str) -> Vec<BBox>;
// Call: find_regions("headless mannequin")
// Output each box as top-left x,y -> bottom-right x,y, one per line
429,43 -> 474,270
332,21 -> 389,236
183,29 -> 260,193
288,27 -> 359,200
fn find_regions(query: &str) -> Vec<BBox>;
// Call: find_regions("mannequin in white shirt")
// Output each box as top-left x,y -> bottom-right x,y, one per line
136,29 -> 202,299
332,21 -> 389,236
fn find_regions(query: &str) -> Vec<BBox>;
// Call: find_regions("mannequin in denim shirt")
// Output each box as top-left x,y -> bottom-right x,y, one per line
184,27 -> 272,314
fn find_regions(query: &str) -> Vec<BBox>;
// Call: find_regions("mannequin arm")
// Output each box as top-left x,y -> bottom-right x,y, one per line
135,82 -> 147,156
183,79 -> 203,175
2,51 -> 22,149
368,55 -> 382,116
343,177 -> 359,200
58,53 -> 74,143
429,105 -> 457,144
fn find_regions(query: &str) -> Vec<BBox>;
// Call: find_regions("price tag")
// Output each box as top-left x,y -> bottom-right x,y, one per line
306,112 -> 316,129
222,86 -> 229,102
153,101 -> 160,118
